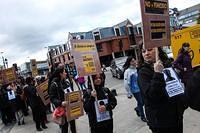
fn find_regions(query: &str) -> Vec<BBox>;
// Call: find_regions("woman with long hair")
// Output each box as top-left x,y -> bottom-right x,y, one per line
137,45 -> 187,133
173,42 -> 193,86
49,66 -> 76,133
123,56 -> 146,122
84,73 -> 117,133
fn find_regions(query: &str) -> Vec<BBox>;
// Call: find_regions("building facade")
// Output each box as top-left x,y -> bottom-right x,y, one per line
68,19 -> 137,66
178,3 -> 200,27
20,60 -> 49,77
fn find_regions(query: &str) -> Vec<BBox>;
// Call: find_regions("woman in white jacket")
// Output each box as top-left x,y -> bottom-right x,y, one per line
123,57 -> 146,122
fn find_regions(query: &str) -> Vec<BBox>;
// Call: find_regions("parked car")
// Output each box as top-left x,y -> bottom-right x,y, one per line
110,56 -> 127,79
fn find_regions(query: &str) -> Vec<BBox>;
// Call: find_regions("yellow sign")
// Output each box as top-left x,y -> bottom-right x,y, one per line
4,68 -> 16,81
65,91 -> 84,121
71,40 -> 102,77
82,54 -> 96,73
145,0 -> 167,9
30,59 -> 38,77
74,43 -> 96,52
70,105 -> 82,117
190,29 -> 200,39
69,93 -> 80,103
36,80 -> 50,105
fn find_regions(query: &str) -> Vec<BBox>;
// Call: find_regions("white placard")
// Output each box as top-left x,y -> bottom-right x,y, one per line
94,99 -> 111,122
162,67 -> 184,97
7,90 -> 16,100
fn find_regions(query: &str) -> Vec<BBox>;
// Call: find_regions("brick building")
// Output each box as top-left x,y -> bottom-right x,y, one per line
68,19 -> 137,66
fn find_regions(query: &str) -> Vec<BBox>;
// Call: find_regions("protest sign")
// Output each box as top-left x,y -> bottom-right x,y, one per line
36,80 -> 50,105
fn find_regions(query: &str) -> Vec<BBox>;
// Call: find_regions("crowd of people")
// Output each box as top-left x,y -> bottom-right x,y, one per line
0,75 -> 48,131
0,42 -> 200,133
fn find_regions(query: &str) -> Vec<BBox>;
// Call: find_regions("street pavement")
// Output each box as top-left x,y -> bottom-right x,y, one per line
1,70 -> 200,133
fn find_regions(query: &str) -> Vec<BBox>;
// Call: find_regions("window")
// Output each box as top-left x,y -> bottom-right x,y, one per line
63,55 -> 65,63
63,44 -> 66,51
115,28 -> 120,36
94,32 -> 100,40
138,27 -> 142,35
128,27 -> 134,34
80,35 -> 84,39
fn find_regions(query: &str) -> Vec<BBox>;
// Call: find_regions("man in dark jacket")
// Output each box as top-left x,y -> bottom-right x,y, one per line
24,77 -> 47,131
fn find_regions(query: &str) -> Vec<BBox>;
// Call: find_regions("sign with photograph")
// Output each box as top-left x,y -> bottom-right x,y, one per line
140,0 -> 170,49
65,90 -> 84,121
36,80 -> 50,105
70,40 -> 102,77
94,99 -> 111,122
162,67 -> 184,97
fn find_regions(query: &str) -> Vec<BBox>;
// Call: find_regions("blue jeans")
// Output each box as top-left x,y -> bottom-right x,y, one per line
133,92 -> 145,119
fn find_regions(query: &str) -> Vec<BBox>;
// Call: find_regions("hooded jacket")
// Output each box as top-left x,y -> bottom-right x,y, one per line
83,86 -> 117,128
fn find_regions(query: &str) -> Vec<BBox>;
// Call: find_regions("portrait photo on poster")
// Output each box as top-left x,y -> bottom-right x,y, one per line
162,67 -> 184,98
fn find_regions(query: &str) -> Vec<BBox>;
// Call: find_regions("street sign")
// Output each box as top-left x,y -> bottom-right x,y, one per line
70,40 -> 102,77
140,0 -> 171,49
36,80 -> 50,105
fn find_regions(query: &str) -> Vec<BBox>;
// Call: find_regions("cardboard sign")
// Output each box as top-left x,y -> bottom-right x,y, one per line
36,80 -> 50,105
162,67 -> 184,97
140,0 -> 170,49
70,40 -> 102,77
0,67 -> 17,84
65,91 -> 84,121
30,59 -> 38,77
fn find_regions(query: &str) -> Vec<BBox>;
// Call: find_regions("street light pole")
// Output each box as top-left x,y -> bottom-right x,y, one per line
0,52 -> 6,69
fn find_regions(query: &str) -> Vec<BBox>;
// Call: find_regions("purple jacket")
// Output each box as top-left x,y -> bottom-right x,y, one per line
77,77 -> 85,84
173,52 -> 192,84
173,52 -> 192,71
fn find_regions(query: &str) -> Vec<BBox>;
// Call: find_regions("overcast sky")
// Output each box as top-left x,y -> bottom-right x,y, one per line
0,0 -> 199,67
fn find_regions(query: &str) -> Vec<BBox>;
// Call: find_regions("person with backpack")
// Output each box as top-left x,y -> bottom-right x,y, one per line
84,73 -> 117,133
123,56 -> 146,122
49,66 -> 76,133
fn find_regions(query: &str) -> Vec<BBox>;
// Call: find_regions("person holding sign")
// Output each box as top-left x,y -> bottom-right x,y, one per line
83,73 -> 117,133
49,66 -> 76,133
24,77 -> 47,132
137,46 -> 187,133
